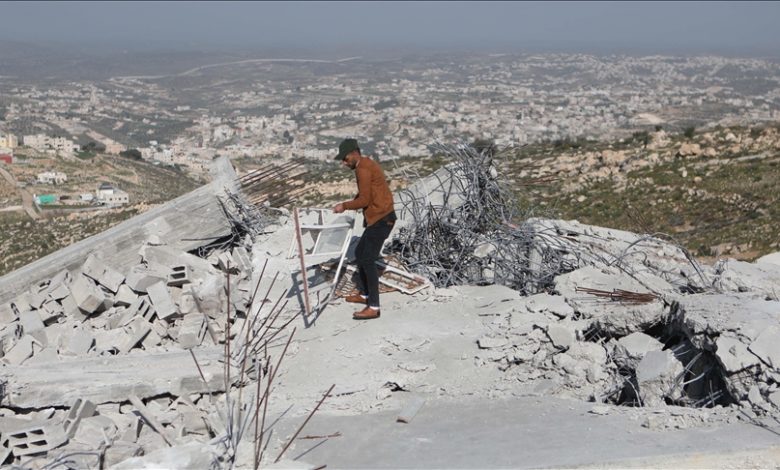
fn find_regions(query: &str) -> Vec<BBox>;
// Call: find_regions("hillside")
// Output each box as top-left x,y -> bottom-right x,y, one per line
0,152 -> 203,274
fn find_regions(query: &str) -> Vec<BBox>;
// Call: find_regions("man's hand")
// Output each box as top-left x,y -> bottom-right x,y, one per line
333,203 -> 345,214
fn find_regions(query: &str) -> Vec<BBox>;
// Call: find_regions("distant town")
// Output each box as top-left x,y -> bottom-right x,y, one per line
1,53 -> 778,179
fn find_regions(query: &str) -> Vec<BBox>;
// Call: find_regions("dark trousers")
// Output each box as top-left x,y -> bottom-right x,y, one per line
355,212 -> 395,308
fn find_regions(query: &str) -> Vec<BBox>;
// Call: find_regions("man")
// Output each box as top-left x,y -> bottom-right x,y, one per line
333,138 -> 396,320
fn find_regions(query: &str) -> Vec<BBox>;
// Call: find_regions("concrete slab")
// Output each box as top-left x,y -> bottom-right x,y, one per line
261,396 -> 780,469
19,310 -> 45,334
1,347 -> 227,408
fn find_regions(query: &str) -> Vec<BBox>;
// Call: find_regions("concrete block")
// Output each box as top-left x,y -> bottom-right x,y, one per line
120,317 -> 152,354
47,283 -> 71,302
195,273 -> 226,318
178,285 -> 199,315
114,285 -> 137,308
147,281 -> 178,321
232,246 -> 252,275
40,300 -> 64,324
167,265 -> 191,287
25,347 -> 59,365
19,310 -> 45,334
94,329 -> 131,354
5,422 -> 67,457
142,328 -> 163,349
0,303 -> 17,323
29,290 -> 48,309
126,266 -> 167,294
217,252 -> 235,273
70,275 -> 106,315
64,328 -> 95,356
60,294 -> 81,319
3,335 -> 35,365
63,398 -> 97,438
115,296 -> 154,327
11,292 -> 33,312
82,254 -> 125,294
178,315 -> 206,350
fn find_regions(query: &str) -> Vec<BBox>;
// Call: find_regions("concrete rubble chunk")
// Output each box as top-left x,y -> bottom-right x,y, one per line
715,335 -> 760,373
126,266 -> 167,294
40,299 -> 64,323
0,303 -> 17,323
111,441 -> 217,470
178,314 -> 206,350
47,283 -> 71,301
82,254 -> 126,294
755,251 -> 780,267
636,350 -> 685,407
124,295 -> 155,324
3,335 -> 36,365
477,336 -> 508,350
63,398 -> 97,438
72,415 -> 118,448
60,294 -> 81,319
120,317 -> 152,354
70,274 -> 107,315
613,332 -> 664,369
748,327 -> 780,370
64,328 -> 95,356
114,284 -> 138,307
146,281 -> 178,321
525,293 -> 575,319
19,310 -> 45,334
231,246 -> 252,275
547,324 -> 575,350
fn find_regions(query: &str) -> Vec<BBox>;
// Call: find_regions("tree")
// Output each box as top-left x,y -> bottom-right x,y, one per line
683,126 -> 695,140
471,138 -> 497,157
119,149 -> 142,160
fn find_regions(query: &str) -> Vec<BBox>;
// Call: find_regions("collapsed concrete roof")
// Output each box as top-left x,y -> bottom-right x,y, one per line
1,150 -> 780,468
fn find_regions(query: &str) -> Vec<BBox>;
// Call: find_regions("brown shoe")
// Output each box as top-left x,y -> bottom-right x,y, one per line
353,306 -> 381,320
344,293 -> 368,304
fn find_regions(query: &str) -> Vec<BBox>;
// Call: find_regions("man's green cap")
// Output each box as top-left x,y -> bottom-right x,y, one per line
335,138 -> 359,161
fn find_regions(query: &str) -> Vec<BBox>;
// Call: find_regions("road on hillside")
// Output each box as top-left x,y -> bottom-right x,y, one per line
0,167 -> 39,220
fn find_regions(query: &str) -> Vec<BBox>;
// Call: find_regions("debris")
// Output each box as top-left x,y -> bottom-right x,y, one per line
396,395 -> 426,424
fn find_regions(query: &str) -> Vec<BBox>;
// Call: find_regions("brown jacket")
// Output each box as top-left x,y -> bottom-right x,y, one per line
342,156 -> 394,226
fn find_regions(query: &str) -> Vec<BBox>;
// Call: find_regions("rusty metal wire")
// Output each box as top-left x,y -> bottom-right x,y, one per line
575,286 -> 659,304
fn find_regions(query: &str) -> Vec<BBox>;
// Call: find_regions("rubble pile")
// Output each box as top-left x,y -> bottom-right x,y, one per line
0,233 -> 302,468
388,150 -> 780,424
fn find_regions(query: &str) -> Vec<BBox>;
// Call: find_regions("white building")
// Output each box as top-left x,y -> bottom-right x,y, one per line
96,183 -> 129,206
37,171 -> 68,184
0,134 -> 18,148
23,134 -> 79,155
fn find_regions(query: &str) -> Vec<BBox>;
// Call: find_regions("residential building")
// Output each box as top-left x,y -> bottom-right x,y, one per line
37,171 -> 68,184
96,182 -> 129,206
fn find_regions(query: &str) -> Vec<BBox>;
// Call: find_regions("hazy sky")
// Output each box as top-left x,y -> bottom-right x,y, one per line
1,1 -> 779,54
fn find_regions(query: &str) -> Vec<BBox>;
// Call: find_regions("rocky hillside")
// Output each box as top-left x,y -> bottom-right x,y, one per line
506,124 -> 780,262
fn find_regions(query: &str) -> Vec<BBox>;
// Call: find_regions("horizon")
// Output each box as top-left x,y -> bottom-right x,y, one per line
1,1 -> 779,57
